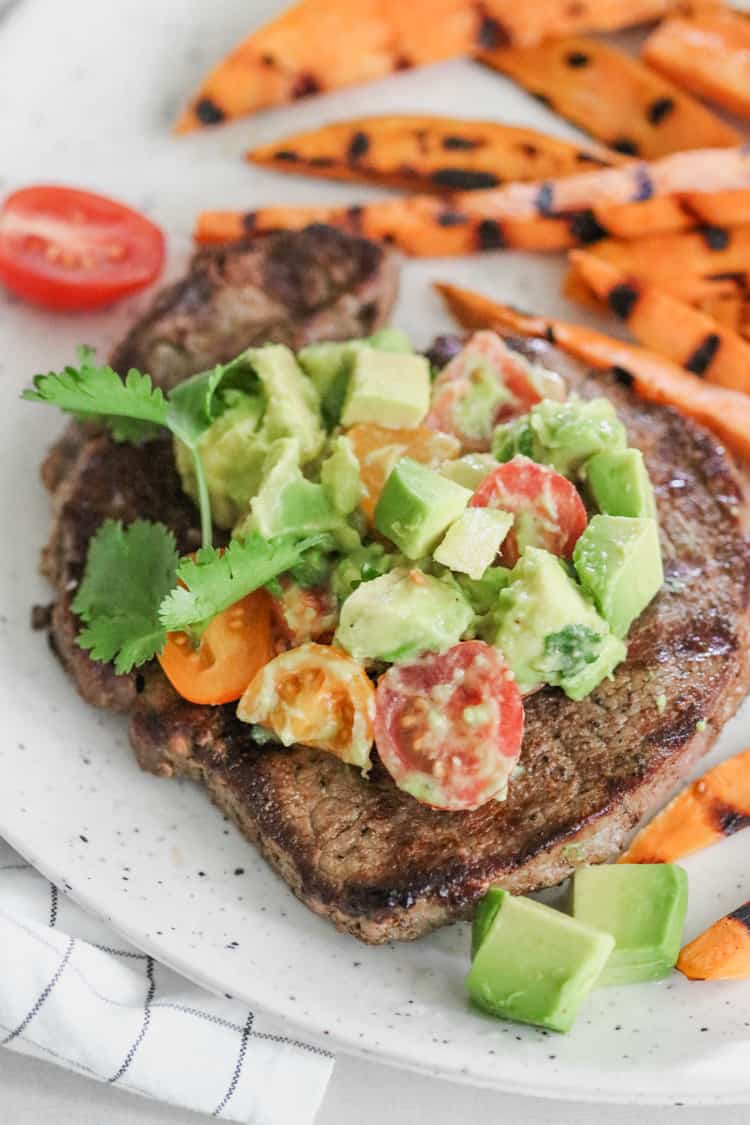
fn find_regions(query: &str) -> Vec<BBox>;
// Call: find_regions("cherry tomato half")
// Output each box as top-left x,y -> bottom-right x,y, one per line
426,331 -> 565,452
238,643 -> 375,771
470,456 -> 587,567
271,578 -> 339,648
0,185 -> 164,310
375,641 -> 524,811
158,590 -> 273,705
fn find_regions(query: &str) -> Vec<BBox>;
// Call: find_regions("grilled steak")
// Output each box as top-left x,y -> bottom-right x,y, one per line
39,317 -> 750,942
110,223 -> 399,391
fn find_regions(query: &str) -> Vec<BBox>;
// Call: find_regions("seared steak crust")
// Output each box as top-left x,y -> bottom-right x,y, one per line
110,224 -> 399,391
40,337 -> 750,943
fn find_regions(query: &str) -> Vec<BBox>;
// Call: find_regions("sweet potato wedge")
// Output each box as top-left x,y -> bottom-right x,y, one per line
195,147 -> 750,254
564,226 -> 750,304
247,115 -> 621,192
480,35 -> 741,159
678,902 -> 750,980
697,292 -> 745,334
176,0 -> 678,132
569,249 -> 750,393
434,280 -> 750,461
620,748 -> 750,864
644,7 -> 750,121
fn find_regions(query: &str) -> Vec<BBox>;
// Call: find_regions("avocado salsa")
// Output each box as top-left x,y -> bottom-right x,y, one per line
24,327 -> 663,815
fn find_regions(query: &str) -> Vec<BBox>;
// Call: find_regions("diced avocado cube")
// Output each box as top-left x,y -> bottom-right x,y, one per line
244,344 -> 325,463
298,330 -> 413,425
584,448 -> 657,519
374,458 -> 471,559
440,452 -> 498,490
334,568 -> 472,663
434,508 -> 512,580
572,864 -> 688,985
494,397 -> 627,479
243,438 -> 342,539
467,889 -> 615,1033
455,567 -> 511,616
320,435 -> 363,515
490,546 -> 625,697
341,349 -> 431,429
573,515 -> 663,638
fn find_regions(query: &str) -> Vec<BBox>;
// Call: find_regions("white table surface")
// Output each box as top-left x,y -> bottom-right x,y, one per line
1,1051 -> 749,1125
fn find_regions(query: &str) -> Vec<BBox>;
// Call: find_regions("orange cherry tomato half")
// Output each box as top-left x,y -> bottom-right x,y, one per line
470,456 -> 588,567
238,642 -> 375,770
0,185 -> 164,310
158,590 -> 273,705
374,641 -> 524,811
347,423 -> 460,520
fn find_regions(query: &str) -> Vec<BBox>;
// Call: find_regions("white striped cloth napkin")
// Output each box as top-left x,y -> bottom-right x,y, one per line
0,839 -> 334,1122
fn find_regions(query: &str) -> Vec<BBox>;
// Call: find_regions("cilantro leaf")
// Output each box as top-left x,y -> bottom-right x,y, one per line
543,624 -> 603,679
159,532 -> 325,632
73,520 -> 179,674
23,347 -> 168,444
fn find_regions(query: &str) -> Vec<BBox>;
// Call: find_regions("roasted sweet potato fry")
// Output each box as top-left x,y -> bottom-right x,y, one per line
565,226 -> 750,304
569,249 -> 750,393
697,293 -> 745,334
247,115 -> 621,192
644,7 -> 750,121
480,35 -> 740,159
195,147 -> 750,254
176,0 -> 678,132
435,281 -> 750,462
678,902 -> 750,981
620,748 -> 750,864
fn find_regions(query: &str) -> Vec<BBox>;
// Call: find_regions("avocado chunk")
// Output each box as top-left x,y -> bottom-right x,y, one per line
330,543 -> 395,602
246,344 -> 325,463
467,889 -> 615,1033
585,448 -> 657,519
572,864 -> 688,985
334,567 -> 472,662
341,349 -> 431,429
374,458 -> 471,559
434,508 -> 512,580
320,435 -> 363,516
174,393 -> 267,529
490,546 -> 626,697
494,397 -> 627,478
439,452 -> 498,490
455,567 -> 511,616
573,515 -> 663,638
298,329 -> 413,425
241,438 -> 343,540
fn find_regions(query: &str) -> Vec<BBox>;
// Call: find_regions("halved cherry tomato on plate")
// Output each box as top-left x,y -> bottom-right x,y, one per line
238,642 -> 375,770
0,185 -> 164,310
158,590 -> 273,706
470,456 -> 587,567
375,641 -> 524,811
426,331 -> 565,452
347,423 -> 460,520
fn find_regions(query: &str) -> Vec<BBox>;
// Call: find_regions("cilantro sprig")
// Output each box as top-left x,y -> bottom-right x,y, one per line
159,533 -> 326,632
73,520 -> 179,674
71,520 -> 325,673
23,348 -> 257,548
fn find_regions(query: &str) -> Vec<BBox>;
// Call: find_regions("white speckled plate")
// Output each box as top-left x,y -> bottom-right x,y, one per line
2,0 -> 750,1104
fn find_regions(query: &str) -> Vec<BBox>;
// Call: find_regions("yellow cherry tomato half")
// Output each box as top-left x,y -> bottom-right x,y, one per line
347,423 -> 460,520
238,642 -> 375,771
158,589 -> 274,705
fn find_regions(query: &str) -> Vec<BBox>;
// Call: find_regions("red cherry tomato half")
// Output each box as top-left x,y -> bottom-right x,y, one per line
426,331 -> 565,452
470,456 -> 587,567
0,185 -> 165,311
374,641 -> 524,811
